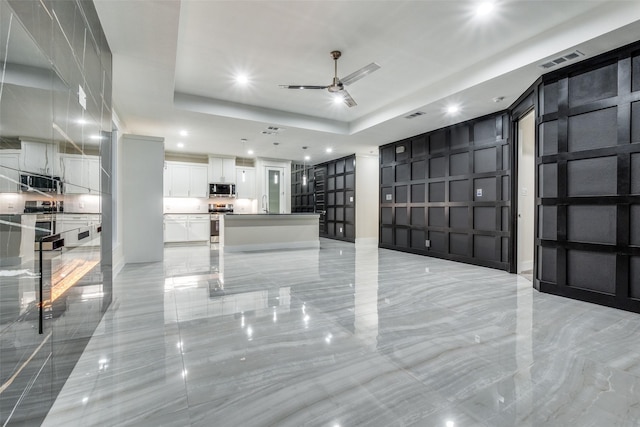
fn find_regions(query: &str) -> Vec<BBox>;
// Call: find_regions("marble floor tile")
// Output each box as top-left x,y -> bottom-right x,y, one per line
42,239 -> 640,426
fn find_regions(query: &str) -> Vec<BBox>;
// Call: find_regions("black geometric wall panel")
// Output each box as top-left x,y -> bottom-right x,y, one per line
379,112 -> 511,270
315,155 -> 356,242
536,42 -> 640,313
291,162 -> 315,213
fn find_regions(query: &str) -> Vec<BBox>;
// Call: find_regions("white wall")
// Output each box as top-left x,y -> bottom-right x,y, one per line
122,134 -> 164,263
355,155 -> 379,245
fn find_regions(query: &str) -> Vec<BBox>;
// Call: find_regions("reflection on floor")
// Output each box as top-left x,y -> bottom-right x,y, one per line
43,239 -> 640,426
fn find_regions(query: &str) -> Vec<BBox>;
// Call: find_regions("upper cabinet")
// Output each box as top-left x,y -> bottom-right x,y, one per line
236,167 -> 256,199
209,156 -> 236,183
20,141 -> 59,175
0,151 -> 21,193
164,161 -> 208,198
60,154 -> 100,194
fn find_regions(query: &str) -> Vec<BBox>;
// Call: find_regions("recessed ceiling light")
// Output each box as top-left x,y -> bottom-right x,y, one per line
326,148 -> 333,153
236,74 -> 249,85
304,155 -> 310,161
177,142 -> 184,148
446,105 -> 460,114
476,2 -> 494,17
179,130 -> 188,136
89,134 -> 102,140
248,149 -> 254,155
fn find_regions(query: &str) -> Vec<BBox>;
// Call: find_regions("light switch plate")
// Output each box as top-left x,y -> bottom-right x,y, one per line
385,194 -> 392,201
476,188 -> 483,197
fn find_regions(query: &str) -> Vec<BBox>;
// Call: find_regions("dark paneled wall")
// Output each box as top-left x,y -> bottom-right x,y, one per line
537,43 -> 640,312
291,162 -> 315,213
315,155 -> 356,242
380,113 -> 511,270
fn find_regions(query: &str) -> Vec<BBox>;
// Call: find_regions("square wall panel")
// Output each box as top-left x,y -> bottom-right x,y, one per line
474,177 -> 497,201
395,185 -> 408,203
631,205 -> 640,246
632,101 -> 640,143
412,160 -> 426,180
345,207 -> 355,223
474,207 -> 496,231
429,182 -> 445,202
449,206 -> 468,229
411,184 -> 426,203
429,157 -> 445,178
502,145 -> 510,170
381,226 -> 393,244
451,126 -> 469,149
474,147 -> 497,173
395,228 -> 409,247
474,235 -> 497,260
474,118 -> 496,144
540,121 -> 558,156
538,247 -> 556,283
345,174 -> 355,189
381,147 -> 394,165
428,207 -> 445,227
631,256 -> 640,299
429,231 -> 446,252
567,205 -> 616,245
501,206 -> 509,232
450,152 -> 469,176
567,156 -> 617,196
395,208 -> 408,226
633,55 -> 640,93
411,229 -> 426,249
412,136 -> 427,157
568,107 -> 618,152
430,131 -> 446,154
411,207 -> 425,226
632,153 -> 640,194
450,233 -> 468,256
396,163 -> 410,182
381,207 -> 392,225
539,163 -> 557,198
569,62 -> 618,107
567,250 -> 616,294
450,180 -> 469,202
541,81 -> 559,115
539,205 -> 557,240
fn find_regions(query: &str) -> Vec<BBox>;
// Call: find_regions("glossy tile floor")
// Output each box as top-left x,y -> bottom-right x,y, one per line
42,239 -> 640,426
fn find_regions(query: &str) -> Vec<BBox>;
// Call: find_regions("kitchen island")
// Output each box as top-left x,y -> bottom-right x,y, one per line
219,213 -> 320,252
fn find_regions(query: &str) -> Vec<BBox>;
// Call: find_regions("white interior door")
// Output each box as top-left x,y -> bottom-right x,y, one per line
517,110 -> 535,274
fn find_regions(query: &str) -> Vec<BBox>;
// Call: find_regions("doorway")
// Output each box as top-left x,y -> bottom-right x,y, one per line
516,109 -> 535,277
265,166 -> 285,214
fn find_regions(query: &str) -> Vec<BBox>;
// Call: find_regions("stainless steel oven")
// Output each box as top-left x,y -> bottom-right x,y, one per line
210,214 -> 220,243
35,214 -> 55,240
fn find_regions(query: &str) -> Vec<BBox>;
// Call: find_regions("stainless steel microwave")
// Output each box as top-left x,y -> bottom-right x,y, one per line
20,173 -> 62,193
209,183 -> 235,197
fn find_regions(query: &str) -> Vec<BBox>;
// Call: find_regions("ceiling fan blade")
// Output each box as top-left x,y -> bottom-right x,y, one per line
279,85 -> 328,90
341,89 -> 357,108
341,62 -> 381,86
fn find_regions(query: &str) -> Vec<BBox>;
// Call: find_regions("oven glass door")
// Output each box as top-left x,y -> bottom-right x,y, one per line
35,219 -> 55,240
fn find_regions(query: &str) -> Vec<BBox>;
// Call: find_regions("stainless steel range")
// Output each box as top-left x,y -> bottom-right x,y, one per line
209,203 -> 233,243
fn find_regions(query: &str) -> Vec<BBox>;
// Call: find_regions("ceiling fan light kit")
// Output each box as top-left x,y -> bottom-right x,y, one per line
280,50 -> 380,108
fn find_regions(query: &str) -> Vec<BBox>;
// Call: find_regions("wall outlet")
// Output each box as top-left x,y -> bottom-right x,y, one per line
339,227 -> 343,233
385,194 -> 392,201
349,196 -> 354,202
476,188 -> 483,197
425,239 -> 431,248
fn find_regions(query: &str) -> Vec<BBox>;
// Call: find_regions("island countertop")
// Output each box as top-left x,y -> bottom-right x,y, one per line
220,213 -> 319,251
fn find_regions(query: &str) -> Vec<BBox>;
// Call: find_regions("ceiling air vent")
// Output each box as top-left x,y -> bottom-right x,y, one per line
539,50 -> 584,69
262,126 -> 285,135
404,111 -> 426,119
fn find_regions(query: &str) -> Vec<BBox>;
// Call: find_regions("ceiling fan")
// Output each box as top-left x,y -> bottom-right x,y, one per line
279,50 -> 380,108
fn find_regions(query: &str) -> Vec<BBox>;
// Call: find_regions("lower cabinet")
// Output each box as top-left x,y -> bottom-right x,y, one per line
164,214 -> 209,243
56,214 -> 101,247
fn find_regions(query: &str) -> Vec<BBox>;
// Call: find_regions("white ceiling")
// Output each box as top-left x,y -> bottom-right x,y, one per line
94,0 -> 640,164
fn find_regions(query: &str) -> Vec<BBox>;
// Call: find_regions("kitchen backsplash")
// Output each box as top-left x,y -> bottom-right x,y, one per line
163,197 -> 258,214
0,193 -> 100,214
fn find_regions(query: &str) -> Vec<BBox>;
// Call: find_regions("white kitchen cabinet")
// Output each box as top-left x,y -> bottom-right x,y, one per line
60,154 -> 100,194
187,214 -> 210,241
20,141 -> 59,175
208,156 -> 236,183
235,167 -> 256,199
0,151 -> 20,192
56,214 -> 101,247
164,214 -> 210,243
164,162 -> 208,197
164,215 -> 189,242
